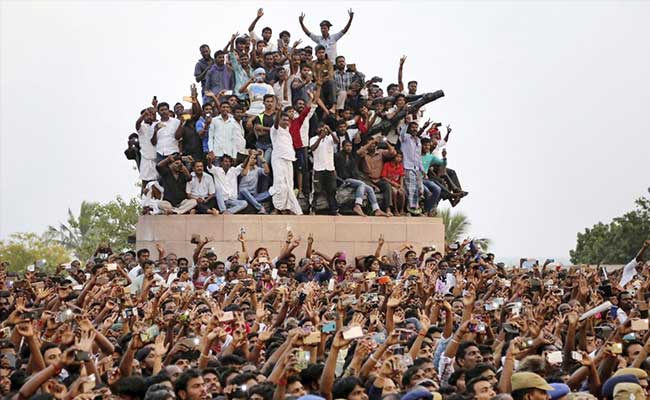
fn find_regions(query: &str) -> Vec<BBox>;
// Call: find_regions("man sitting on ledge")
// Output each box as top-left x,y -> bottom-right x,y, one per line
156,153 -> 197,215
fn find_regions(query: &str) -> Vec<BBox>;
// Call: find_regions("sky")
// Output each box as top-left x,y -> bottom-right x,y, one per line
1,1 -> 649,260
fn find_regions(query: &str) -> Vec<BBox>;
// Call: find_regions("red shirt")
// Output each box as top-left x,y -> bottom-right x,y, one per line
381,161 -> 404,184
289,106 -> 311,149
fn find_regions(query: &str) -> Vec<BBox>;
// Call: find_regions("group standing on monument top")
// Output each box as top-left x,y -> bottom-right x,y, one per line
125,8 -> 468,218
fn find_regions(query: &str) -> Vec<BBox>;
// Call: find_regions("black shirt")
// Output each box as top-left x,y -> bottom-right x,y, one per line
334,151 -> 363,180
157,165 -> 190,207
252,113 -> 275,146
180,119 -> 203,161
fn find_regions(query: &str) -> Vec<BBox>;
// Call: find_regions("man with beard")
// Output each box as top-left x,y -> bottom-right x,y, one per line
156,153 -> 197,215
175,369 -> 210,400
151,102 -> 183,162
204,50 -> 233,105
247,8 -> 277,54
299,9 -> 354,61
186,160 -> 219,216
135,107 -> 159,186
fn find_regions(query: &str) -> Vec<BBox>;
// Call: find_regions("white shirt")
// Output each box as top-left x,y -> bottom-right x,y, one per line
432,139 -> 447,159
208,115 -> 246,158
154,118 -> 181,156
270,125 -> 296,161
137,123 -> 157,160
300,104 -> 318,147
208,165 -> 243,200
273,78 -> 293,109
247,82 -> 274,116
248,31 -> 278,53
309,135 -> 335,171
620,259 -> 639,287
186,173 -> 215,199
308,31 -> 345,61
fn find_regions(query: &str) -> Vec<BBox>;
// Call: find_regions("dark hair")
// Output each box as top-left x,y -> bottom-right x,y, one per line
467,376 -> 491,394
335,55 -> 345,63
114,376 -> 148,399
178,257 -> 189,265
248,383 -> 275,400
458,341 -> 479,361
157,102 -> 170,111
40,342 -> 59,357
387,83 -> 399,92
395,93 -> 407,102
279,30 -> 290,38
466,363 -> 496,383
315,45 -> 326,53
448,368 -> 466,386
143,260 -> 156,268
300,63 -> 312,70
262,27 -> 272,34
174,369 -> 203,396
199,44 -> 210,51
230,372 -> 258,386
299,364 -> 324,388
341,139 -> 353,146
146,373 -> 172,386
218,354 -> 246,367
402,365 -> 421,387
263,94 -> 275,102
512,388 -> 541,400
232,104 -> 244,113
408,80 -> 418,86
235,37 -> 247,46
332,376 -> 362,399
214,50 -> 225,58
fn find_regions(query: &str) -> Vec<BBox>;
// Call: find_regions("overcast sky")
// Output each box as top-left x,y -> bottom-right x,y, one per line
1,1 -> 649,259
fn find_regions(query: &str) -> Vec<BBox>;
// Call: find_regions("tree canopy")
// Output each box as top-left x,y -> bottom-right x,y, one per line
570,196 -> 650,264
0,232 -> 69,272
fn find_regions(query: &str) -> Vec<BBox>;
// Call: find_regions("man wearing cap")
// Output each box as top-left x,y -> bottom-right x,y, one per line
299,9 -> 354,61
240,69 -> 274,117
511,372 -> 553,400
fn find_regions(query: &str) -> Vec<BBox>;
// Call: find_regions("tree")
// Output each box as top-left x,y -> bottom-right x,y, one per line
439,208 -> 491,250
45,196 -> 140,261
570,197 -> 650,264
0,233 -> 69,273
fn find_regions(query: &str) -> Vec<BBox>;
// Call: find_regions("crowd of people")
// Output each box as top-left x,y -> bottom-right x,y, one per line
125,8 -> 468,217
2,234 -> 650,400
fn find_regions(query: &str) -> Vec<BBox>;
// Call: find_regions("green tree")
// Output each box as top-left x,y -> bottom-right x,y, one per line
45,196 -> 140,261
0,233 -> 69,272
570,197 -> 650,264
439,208 -> 491,250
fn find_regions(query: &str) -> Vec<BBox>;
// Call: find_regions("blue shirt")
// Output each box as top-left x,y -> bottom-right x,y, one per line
239,167 -> 266,194
229,51 -> 253,100
196,117 -> 209,153
399,124 -> 423,172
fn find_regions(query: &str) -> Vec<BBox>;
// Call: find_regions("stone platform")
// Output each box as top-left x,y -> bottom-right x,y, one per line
136,215 -> 445,262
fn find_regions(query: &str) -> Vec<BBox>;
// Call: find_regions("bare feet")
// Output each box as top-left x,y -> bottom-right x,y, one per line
189,209 -> 196,215
352,204 -> 366,217
374,209 -> 388,217
386,210 -> 394,217
209,208 -> 220,216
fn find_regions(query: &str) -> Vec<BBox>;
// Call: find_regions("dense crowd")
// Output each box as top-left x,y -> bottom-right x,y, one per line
2,235 -> 650,400
125,8 -> 468,217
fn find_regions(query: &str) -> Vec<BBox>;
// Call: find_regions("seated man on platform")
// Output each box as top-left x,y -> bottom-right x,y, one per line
358,137 -> 397,216
207,154 -> 248,214
186,160 -> 219,216
239,150 -> 271,214
156,153 -> 197,215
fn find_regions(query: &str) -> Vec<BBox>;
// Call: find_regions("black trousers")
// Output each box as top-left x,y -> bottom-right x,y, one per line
196,198 -> 218,214
313,170 -> 338,215
371,179 -> 393,211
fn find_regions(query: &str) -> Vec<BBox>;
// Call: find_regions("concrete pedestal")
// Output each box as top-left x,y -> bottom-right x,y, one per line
136,215 -> 445,262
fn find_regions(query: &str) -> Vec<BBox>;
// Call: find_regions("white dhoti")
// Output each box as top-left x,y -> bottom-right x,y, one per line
139,158 -> 159,181
268,157 -> 303,215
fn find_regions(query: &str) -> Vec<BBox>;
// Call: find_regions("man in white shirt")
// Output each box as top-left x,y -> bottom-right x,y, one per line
247,8 -> 278,54
240,68 -> 274,116
151,102 -> 182,161
268,107 -> 302,215
186,160 -> 219,216
207,154 -> 248,214
135,108 -> 159,184
309,125 -> 339,215
620,240 -> 650,287
299,10 -> 355,61
273,68 -> 293,109
207,102 -> 246,161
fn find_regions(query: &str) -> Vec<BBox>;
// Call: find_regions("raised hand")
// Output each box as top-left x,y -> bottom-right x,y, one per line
348,8 -> 354,18
75,329 -> 96,353
257,8 -> 264,18
378,234 -> 385,247
153,332 -> 168,357
299,12 -> 305,23
400,55 -> 407,66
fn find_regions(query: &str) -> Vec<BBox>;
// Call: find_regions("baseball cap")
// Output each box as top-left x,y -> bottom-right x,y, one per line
614,368 -> 648,379
613,383 -> 646,400
320,20 -> 332,27
603,375 -> 640,400
401,389 -> 433,400
511,372 -> 554,392
548,383 -> 571,400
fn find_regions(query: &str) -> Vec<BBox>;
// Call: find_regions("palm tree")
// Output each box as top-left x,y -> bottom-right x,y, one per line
439,208 -> 491,250
45,201 -> 99,258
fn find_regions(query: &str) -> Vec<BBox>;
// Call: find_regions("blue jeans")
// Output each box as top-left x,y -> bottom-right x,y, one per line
345,179 -> 380,210
239,189 -> 271,211
422,179 -> 442,212
215,188 -> 248,214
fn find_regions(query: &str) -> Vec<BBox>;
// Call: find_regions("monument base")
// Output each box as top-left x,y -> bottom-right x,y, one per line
136,215 -> 445,262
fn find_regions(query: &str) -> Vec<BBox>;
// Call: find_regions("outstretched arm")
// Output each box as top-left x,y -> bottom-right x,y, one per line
298,12 -> 311,36
341,9 -> 354,34
248,8 -> 264,34
398,55 -> 406,93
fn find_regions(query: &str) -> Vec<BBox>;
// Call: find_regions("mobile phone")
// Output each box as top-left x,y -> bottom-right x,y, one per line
295,350 -> 311,370
303,331 -> 321,345
182,96 -> 193,102
22,311 -> 39,320
571,351 -> 583,362
298,292 -> 307,304
322,321 -> 336,333
219,311 -> 234,322
190,234 -> 201,244
342,326 -> 363,340
546,351 -> 563,364
397,329 -> 413,342
377,276 -> 390,285
631,319 -> 649,331
140,325 -> 160,342
0,291 -> 11,298
122,308 -> 134,319
609,342 -> 623,354
182,114 -> 192,121
468,322 -> 486,333
352,273 -> 363,280
0,327 -> 11,339
106,263 -> 118,272
259,257 -> 269,264
75,351 -> 91,362
519,338 -> 535,349
391,345 -> 405,355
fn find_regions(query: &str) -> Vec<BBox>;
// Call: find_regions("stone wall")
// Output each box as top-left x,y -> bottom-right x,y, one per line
136,215 -> 445,261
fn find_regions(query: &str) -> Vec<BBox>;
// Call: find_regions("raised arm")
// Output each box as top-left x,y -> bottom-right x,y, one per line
298,12 -> 311,36
341,9 -> 354,34
398,55 -> 406,93
248,8 -> 264,35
